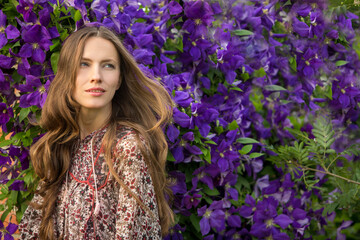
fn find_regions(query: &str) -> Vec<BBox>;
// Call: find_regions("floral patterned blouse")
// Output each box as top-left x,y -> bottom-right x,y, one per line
19,126 -> 162,239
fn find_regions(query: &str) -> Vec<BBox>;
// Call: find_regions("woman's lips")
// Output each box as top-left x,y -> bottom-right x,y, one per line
85,88 -> 105,96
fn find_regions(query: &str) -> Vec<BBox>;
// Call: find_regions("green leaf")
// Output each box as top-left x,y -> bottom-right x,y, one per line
249,152 -> 264,158
51,52 -> 60,74
237,138 -> 259,144
203,187 -> 220,196
253,68 -> 266,78
50,38 -> 60,51
19,107 -> 31,123
8,190 -> 18,204
73,9 -> 82,22
264,85 -> 287,91
190,214 -> 201,232
228,120 -> 239,131
335,60 -> 348,66
204,140 -> 217,145
0,139 -> 12,148
239,145 -> 253,155
230,87 -> 243,92
233,29 -> 254,36
167,151 -> 175,162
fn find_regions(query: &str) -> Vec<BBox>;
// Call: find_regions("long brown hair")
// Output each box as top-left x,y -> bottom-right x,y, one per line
30,25 -> 174,239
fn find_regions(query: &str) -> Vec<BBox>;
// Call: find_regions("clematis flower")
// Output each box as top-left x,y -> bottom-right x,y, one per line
0,219 -> 18,240
0,10 -> 20,49
183,0 -> 214,40
292,17 -> 309,37
168,1 -> 183,15
198,201 -> 226,235
171,132 -> 202,163
182,192 -> 202,209
190,103 -> 219,137
16,0 -> 37,23
19,24 -> 53,63
0,103 -> 13,126
18,75 -> 51,108
164,224 -> 185,240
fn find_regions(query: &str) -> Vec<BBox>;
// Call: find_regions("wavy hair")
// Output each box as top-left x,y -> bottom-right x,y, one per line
30,25 -> 174,239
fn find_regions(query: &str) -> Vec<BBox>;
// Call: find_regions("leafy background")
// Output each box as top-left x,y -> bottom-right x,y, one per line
1,0 -> 360,239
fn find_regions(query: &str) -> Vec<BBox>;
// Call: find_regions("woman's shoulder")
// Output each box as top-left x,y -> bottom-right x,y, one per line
114,125 -> 137,143
113,124 -> 147,156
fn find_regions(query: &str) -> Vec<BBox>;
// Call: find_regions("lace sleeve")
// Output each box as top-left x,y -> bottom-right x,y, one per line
19,188 -> 43,239
113,133 -> 161,240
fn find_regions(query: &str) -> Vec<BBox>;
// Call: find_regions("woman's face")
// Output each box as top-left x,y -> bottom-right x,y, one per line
73,37 -> 121,116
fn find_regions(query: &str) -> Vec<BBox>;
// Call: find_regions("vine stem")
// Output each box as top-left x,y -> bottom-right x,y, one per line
300,165 -> 360,186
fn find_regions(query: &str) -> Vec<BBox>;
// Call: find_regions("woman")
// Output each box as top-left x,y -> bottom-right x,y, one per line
19,25 -> 174,239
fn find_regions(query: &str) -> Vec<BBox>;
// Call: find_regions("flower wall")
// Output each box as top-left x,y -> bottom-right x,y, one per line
1,0 -> 360,239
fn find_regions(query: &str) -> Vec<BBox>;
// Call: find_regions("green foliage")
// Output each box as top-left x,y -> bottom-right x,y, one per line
268,117 -> 360,216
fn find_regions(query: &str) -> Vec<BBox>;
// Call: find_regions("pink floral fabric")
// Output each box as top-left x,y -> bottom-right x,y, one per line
19,126 -> 161,239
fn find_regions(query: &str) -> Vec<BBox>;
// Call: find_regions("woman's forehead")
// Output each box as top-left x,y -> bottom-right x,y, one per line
81,37 -> 119,62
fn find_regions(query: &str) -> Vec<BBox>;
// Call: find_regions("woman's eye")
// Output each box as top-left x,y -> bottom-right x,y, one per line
80,62 -> 89,67
104,63 -> 115,69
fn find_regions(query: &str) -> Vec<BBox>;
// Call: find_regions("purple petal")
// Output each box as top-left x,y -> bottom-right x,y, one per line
273,232 -> 290,240
327,29 -> 339,39
292,18 -> 309,37
337,221 -> 353,240
0,33 -> 7,49
227,215 -> 241,227
166,124 -> 180,143
217,158 -> 229,172
292,208 -> 307,220
228,188 -> 238,201
199,217 -> 210,235
185,144 -> 202,155
173,109 -> 190,128
172,146 -> 184,163
48,26 -> 60,39
0,10 -> 6,26
0,55 -> 14,69
274,214 -> 293,229
181,132 -> 193,142
5,25 -> 20,39
174,91 -> 192,108
190,46 -> 201,61
135,34 -> 153,48
39,8 -> 50,26
209,209 -> 225,231
200,76 -> 210,89
168,1 -> 183,15
198,124 -> 211,138
133,48 -> 155,65
18,43 -> 33,58
32,48 -> 45,63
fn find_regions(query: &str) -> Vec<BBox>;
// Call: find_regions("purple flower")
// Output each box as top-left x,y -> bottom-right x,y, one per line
198,201 -> 226,235
18,76 -> 50,108
171,131 -> 202,163
183,0 -> 214,40
337,221 -> 352,240
168,1 -> 183,15
19,25 -> 53,63
183,193 -> 202,209
16,0 -> 37,23
0,219 -> 18,240
0,103 -> 13,125
292,18 -> 310,37
164,224 -> 185,240
174,91 -> 193,108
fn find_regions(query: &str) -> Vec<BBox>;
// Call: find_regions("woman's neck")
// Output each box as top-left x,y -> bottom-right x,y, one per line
77,107 -> 111,139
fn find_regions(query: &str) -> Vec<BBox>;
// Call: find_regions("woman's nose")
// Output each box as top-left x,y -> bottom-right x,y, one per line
90,65 -> 101,82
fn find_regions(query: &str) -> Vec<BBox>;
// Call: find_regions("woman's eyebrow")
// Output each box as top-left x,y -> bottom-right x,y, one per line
81,57 -> 118,62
